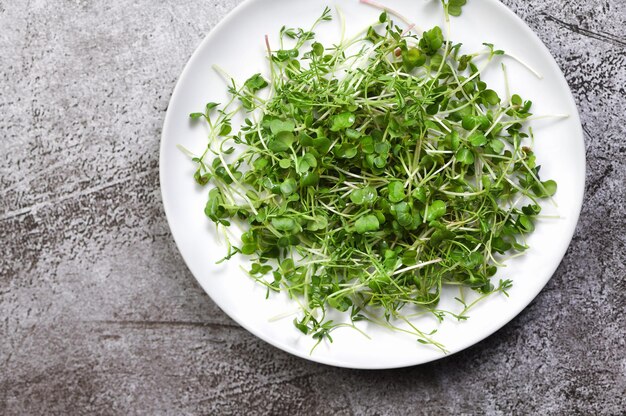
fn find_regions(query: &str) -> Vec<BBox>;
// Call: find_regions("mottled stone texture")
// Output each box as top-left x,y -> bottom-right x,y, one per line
0,0 -> 624,414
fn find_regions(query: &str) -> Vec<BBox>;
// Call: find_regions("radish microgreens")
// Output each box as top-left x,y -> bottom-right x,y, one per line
183,2 -> 558,352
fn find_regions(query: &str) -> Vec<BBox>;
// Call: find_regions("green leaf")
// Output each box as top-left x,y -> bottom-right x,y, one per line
295,152 -> 318,173
412,186 -> 427,203
244,73 -> 268,92
456,147 -> 475,165
464,252 -> 484,268
303,153 -> 317,168
488,139 -> 505,154
278,235 -> 300,247
311,42 -> 324,56
445,131 -> 460,150
334,143 -> 358,159
300,172 -> 319,187
296,158 -> 310,173
219,123 -> 232,136
271,217 -> 298,231
402,48 -> 426,70
388,181 -> 405,203
430,229 -> 455,246
419,26 -> 444,56
280,178 -> 297,195
270,119 -> 296,134
253,157 -> 269,170
293,318 -> 309,335
312,137 -> 331,153
401,250 -> 417,266
447,0 -> 467,17
346,128 -> 361,139
426,200 -> 447,221
517,215 -> 535,232
360,138 -> 374,155
276,48 -> 299,61
350,186 -> 378,205
204,188 -> 227,222
462,115 -> 491,131
268,131 -> 295,152
374,141 -> 391,155
241,243 -> 257,255
533,179 -> 557,197
396,209 -> 413,227
355,215 -> 380,234
469,132 -> 488,147
205,102 -> 219,113
492,237 -> 512,254
330,112 -> 356,131
194,169 -> 211,186
522,204 -> 541,216
307,215 -> 327,231
373,156 -> 386,168
543,180 -> 558,196
328,295 -> 352,312
481,89 -> 501,106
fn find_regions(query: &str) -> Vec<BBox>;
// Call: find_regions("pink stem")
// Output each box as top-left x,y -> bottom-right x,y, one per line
402,23 -> 416,36
264,34 -> 272,53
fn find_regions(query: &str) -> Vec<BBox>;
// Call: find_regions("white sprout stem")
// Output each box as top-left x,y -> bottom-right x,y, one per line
392,259 -> 443,276
336,5 -> 347,45
502,63 -> 512,105
176,144 -> 196,158
504,51 -> 543,79
268,309 -> 302,322
359,0 -> 419,30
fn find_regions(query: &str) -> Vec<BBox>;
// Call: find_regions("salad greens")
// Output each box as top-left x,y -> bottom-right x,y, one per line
183,1 -> 557,351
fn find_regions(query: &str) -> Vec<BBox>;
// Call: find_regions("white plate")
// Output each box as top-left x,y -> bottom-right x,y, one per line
160,0 -> 585,369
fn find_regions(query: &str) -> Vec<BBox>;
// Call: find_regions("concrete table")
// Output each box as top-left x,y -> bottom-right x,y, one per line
1,1 -> 624,414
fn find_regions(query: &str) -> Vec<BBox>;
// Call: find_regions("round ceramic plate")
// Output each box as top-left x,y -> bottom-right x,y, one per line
160,0 -> 585,369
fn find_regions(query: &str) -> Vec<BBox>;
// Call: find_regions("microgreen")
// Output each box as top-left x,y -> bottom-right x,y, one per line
183,2 -> 558,352
442,0 -> 468,17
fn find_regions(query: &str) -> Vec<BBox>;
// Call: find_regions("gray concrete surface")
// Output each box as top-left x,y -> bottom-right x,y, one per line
1,0 -> 624,414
